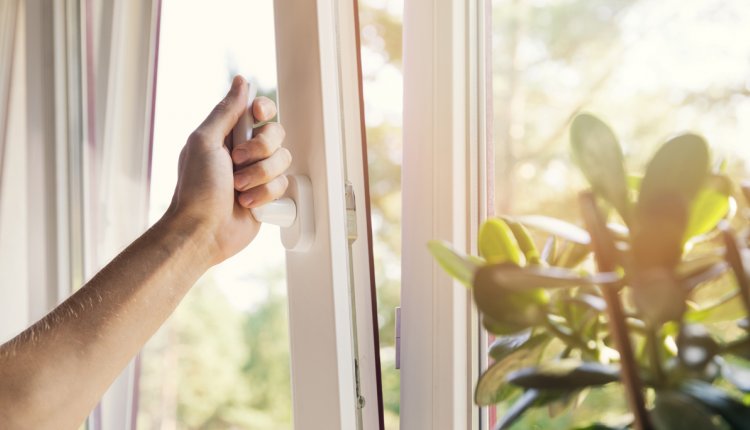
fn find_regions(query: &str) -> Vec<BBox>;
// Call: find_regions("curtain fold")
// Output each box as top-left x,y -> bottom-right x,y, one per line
0,0 -> 19,196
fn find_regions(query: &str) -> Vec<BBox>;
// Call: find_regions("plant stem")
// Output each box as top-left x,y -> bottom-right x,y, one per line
646,328 -> 665,387
721,226 -> 750,326
543,317 -> 597,357
580,192 -> 653,430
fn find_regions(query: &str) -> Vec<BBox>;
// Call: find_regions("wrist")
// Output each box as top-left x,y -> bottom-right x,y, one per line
156,211 -> 223,270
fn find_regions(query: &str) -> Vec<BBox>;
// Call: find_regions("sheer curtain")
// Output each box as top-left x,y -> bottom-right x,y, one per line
0,0 -> 25,343
0,0 -> 160,428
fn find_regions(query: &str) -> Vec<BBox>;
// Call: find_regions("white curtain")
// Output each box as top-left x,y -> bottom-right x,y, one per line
0,0 -> 25,343
0,0 -> 160,428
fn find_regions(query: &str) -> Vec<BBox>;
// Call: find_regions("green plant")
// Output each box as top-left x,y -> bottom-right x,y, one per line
430,113 -> 750,429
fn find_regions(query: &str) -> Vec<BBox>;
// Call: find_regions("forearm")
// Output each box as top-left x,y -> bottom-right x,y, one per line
0,214 -> 216,429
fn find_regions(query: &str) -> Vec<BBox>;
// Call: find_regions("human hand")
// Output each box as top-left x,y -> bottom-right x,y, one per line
166,75 -> 290,264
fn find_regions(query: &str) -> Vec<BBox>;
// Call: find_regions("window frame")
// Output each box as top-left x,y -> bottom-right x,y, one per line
273,0 -> 383,427
400,0 -> 488,428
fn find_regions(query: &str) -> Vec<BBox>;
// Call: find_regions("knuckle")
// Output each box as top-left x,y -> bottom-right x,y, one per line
256,162 -> 272,181
188,130 -> 207,143
255,134 -> 275,158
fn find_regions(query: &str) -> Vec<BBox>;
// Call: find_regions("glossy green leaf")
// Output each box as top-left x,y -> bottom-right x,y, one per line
570,113 -> 631,222
483,315 -> 530,336
428,240 -> 478,287
515,215 -> 591,245
564,293 -> 607,312
475,334 -> 551,405
503,218 -> 542,265
540,236 -> 557,265
638,133 -> 710,208
474,264 -> 618,292
652,391 -> 721,430
488,329 -> 533,361
496,389 -> 541,430
685,175 -> 732,243
479,219 -> 522,265
681,380 -> 750,430
554,241 -> 593,269
506,359 -> 619,390
633,134 -> 709,270
685,290 -> 745,323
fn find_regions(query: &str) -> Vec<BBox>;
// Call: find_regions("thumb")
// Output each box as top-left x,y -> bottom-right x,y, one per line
196,75 -> 249,146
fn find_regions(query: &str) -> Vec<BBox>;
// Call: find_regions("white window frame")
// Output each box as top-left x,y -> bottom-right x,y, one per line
401,0 -> 488,428
274,0 -> 383,428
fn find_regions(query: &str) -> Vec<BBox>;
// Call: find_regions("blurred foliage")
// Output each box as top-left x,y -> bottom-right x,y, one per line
138,275 -> 292,430
433,112 -> 750,428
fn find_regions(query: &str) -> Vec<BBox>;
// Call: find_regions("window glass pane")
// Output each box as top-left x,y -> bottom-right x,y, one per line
490,0 -> 750,427
358,0 -> 404,428
138,1 -> 291,429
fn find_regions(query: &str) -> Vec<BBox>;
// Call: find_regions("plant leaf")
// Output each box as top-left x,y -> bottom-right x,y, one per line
479,219 -> 522,265
515,215 -> 591,245
474,264 -> 619,292
483,315 -> 531,336
540,235 -> 557,264
554,241 -> 593,268
506,359 -> 620,390
495,389 -> 541,430
428,240 -> 478,287
570,113 -> 630,222
685,290 -> 745,323
681,380 -> 750,430
475,334 -> 551,406
685,175 -> 732,243
503,218 -> 542,265
489,329 -> 533,362
652,391 -> 721,430
633,134 -> 709,270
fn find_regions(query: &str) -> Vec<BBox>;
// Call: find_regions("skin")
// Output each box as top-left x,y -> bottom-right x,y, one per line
0,75 -> 290,429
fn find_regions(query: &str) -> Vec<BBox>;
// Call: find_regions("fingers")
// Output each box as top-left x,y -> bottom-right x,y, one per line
194,75 -> 249,146
238,175 -> 289,208
233,147 -> 292,193
253,96 -> 277,122
231,122 -> 286,166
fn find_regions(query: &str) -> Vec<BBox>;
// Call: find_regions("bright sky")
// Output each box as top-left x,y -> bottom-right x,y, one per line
150,0 -> 284,310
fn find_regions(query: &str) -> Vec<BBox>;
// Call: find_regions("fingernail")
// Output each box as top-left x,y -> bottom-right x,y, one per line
231,75 -> 244,90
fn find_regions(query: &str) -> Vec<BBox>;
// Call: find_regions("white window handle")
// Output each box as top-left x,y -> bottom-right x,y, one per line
251,175 -> 315,252
233,79 -> 314,252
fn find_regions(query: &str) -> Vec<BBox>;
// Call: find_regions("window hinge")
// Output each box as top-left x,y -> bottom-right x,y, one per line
345,181 -> 358,242
395,307 -> 401,370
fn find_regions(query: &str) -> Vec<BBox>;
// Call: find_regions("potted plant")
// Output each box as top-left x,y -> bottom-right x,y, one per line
430,113 -> 750,429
